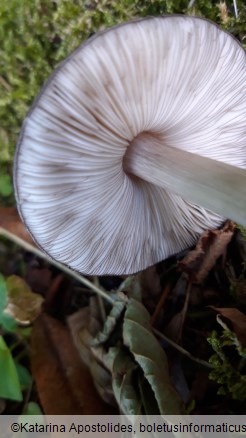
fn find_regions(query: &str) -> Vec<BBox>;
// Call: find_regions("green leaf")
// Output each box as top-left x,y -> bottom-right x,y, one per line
0,274 -> 7,313
91,293 -> 127,346
0,313 -> 17,332
0,274 -> 17,332
138,373 -> 160,415
15,363 -> 32,390
23,401 -> 43,415
111,347 -> 142,415
0,336 -> 22,401
123,298 -> 184,415
118,274 -> 142,301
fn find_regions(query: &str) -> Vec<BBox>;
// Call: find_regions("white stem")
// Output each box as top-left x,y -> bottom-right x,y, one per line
124,135 -> 246,226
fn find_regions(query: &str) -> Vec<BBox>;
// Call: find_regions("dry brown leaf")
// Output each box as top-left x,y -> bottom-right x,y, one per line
67,297 -> 102,367
210,307 -> 246,348
141,267 -> 162,316
25,268 -> 52,296
233,280 -> 246,305
31,313 -> 113,414
141,266 -> 161,297
179,221 -> 235,283
68,307 -> 96,368
164,282 -> 191,344
0,207 -> 35,244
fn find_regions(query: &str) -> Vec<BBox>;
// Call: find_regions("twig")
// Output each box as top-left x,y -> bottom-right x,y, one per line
0,227 -> 114,305
150,283 -> 171,326
153,327 -> 213,369
233,0 -> 238,18
176,281 -> 191,343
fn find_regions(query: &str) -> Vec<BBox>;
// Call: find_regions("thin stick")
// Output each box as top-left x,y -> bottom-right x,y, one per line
0,227 -> 114,305
176,281 -> 191,343
153,327 -> 213,369
233,0 -> 238,18
150,283 -> 171,326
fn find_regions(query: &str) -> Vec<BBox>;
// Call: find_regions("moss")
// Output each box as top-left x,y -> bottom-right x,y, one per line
237,225 -> 246,241
208,329 -> 246,401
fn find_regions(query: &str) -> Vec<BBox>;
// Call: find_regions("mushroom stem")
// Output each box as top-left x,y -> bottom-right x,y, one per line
124,134 -> 246,225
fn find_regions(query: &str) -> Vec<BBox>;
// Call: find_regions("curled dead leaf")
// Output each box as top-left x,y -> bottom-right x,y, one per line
179,221 -> 235,283
111,347 -> 142,415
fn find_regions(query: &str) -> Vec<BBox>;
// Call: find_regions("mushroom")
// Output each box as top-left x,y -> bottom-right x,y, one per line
14,15 -> 246,275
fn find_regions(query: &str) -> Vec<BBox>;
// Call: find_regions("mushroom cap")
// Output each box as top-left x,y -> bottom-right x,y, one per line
14,15 -> 246,275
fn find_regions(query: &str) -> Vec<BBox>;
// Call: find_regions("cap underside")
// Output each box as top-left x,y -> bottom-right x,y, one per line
15,16 -> 246,274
